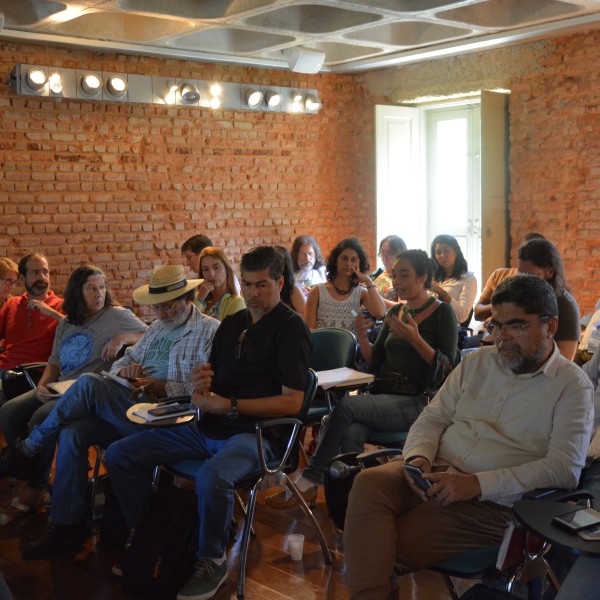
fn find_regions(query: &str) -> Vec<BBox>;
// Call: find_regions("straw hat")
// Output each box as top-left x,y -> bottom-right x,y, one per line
132,265 -> 202,305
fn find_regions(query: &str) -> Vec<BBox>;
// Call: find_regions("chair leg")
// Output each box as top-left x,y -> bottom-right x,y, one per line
234,491 -> 255,537
283,474 -> 332,564
89,446 -> 104,522
237,480 -> 261,599
151,465 -> 162,492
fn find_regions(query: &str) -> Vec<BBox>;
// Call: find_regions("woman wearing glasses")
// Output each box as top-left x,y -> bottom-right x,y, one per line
517,238 -> 580,360
0,259 -> 19,311
0,265 -> 147,524
372,235 -> 407,309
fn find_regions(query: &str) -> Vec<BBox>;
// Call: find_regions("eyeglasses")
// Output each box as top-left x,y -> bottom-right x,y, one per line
1,278 -> 18,288
235,329 -> 248,360
83,284 -> 107,294
149,300 -> 180,313
486,317 -> 550,338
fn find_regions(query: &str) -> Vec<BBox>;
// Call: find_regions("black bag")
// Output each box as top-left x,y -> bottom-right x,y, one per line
369,372 -> 421,396
122,487 -> 199,598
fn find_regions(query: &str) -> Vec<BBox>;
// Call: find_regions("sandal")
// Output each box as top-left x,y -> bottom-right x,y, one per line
0,485 -> 45,525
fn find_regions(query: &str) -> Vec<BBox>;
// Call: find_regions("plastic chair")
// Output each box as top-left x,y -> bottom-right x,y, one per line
152,369 -> 332,599
303,328 -> 357,460
1,362 -> 47,401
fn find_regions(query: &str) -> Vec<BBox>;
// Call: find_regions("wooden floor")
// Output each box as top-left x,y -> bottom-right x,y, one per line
0,476 -> 471,600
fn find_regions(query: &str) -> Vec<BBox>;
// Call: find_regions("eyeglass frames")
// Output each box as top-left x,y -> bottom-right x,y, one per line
486,316 -> 550,338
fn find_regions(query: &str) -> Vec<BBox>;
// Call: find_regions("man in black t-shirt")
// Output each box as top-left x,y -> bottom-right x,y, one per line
105,246 -> 312,600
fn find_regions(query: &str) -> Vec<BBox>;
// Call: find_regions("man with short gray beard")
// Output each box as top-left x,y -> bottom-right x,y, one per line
344,273 -> 594,600
0,265 -> 219,559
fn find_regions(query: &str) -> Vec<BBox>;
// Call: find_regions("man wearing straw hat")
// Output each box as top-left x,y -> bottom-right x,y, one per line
105,246 -> 312,600
0,264 -> 220,558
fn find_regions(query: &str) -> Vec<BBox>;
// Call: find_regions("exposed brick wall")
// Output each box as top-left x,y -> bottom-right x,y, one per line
362,29 -> 600,315
0,42 -> 379,304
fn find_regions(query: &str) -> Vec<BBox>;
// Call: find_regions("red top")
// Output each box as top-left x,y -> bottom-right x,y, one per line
0,291 -> 64,369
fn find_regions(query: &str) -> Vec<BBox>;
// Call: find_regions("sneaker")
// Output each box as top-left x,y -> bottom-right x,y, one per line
22,521 -> 92,560
111,563 -> 123,577
177,559 -> 228,600
265,484 -> 318,509
0,440 -> 37,481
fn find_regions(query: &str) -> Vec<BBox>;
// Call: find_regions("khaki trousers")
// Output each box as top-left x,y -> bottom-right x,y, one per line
344,459 -> 512,600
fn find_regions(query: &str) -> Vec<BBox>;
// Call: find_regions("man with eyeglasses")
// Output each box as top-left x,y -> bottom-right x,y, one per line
104,246 -> 312,600
0,253 -> 64,379
0,265 -> 219,558
344,273 -> 594,600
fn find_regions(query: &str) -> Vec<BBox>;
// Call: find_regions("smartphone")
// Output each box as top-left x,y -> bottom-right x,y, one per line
147,402 -> 192,417
403,463 -> 432,492
552,507 -> 600,532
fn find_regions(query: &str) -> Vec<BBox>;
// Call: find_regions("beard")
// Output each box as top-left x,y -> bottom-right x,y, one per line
497,341 -> 548,374
160,305 -> 191,330
26,279 -> 49,297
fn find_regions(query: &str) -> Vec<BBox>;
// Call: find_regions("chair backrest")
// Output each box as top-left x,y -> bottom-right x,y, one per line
309,328 -> 357,371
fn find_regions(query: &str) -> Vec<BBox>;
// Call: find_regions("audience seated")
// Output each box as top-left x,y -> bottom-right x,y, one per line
0,265 -> 147,525
517,238 -> 580,360
429,234 -> 477,326
275,246 -> 306,317
291,235 -> 327,296
102,246 -> 312,600
0,254 -> 64,404
0,259 -> 19,312
306,237 -> 385,334
371,235 -> 407,309
0,265 -> 219,559
267,249 -> 457,509
342,274 -> 593,599
195,247 -> 245,321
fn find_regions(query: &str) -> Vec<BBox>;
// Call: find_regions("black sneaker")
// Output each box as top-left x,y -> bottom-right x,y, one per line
0,440 -> 36,481
22,521 -> 92,560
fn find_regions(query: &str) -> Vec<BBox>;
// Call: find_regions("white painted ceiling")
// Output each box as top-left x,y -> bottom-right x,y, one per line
2,0 -> 600,73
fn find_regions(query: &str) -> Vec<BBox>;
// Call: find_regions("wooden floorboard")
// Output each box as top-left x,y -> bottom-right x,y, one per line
0,477 -> 472,599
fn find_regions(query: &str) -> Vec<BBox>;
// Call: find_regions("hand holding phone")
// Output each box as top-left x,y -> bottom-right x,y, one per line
403,463 -> 432,493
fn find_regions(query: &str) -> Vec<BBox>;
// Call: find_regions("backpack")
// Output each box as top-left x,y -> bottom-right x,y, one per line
122,486 -> 199,598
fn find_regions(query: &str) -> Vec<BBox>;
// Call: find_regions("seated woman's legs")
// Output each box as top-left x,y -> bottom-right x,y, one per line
0,389 -> 41,444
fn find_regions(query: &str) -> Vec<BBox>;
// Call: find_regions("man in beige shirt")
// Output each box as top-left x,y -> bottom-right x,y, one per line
344,273 -> 593,600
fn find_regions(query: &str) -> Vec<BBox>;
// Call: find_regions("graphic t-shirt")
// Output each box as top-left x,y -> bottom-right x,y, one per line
141,323 -> 185,381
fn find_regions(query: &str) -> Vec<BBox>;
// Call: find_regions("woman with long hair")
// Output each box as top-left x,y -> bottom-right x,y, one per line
430,234 -> 477,326
0,259 -> 19,311
267,249 -> 458,508
305,237 -> 386,334
0,265 -> 147,523
291,235 -> 327,296
275,246 -> 306,317
195,247 -> 245,321
517,238 -> 579,360
372,235 -> 407,308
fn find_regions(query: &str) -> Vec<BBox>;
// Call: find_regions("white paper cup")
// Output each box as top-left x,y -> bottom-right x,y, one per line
288,533 -> 305,561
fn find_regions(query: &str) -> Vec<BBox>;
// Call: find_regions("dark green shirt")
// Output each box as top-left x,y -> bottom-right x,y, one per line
371,302 -> 458,391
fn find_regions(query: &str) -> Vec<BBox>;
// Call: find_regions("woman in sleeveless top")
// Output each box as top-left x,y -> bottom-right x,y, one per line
306,237 -> 385,334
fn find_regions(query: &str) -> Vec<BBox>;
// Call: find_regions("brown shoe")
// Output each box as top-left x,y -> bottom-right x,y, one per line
265,485 -> 318,509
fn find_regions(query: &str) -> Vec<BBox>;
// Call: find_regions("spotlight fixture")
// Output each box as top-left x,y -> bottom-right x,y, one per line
305,95 -> 322,111
81,73 -> 102,96
48,73 -> 63,94
244,88 -> 263,108
26,68 -> 47,92
180,83 -> 200,104
264,90 -> 282,109
106,75 -> 127,98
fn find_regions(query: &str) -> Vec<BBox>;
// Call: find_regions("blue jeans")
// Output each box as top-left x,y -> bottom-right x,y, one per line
104,426 -> 274,560
21,373 -> 144,523
580,459 -> 600,511
0,389 -> 56,487
303,392 -> 426,484
25,373 -> 141,454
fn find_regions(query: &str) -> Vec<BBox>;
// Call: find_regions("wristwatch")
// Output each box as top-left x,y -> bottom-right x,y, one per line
227,397 -> 239,420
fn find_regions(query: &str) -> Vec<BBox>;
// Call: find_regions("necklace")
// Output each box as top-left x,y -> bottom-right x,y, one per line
402,296 -> 436,322
332,281 -> 353,295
